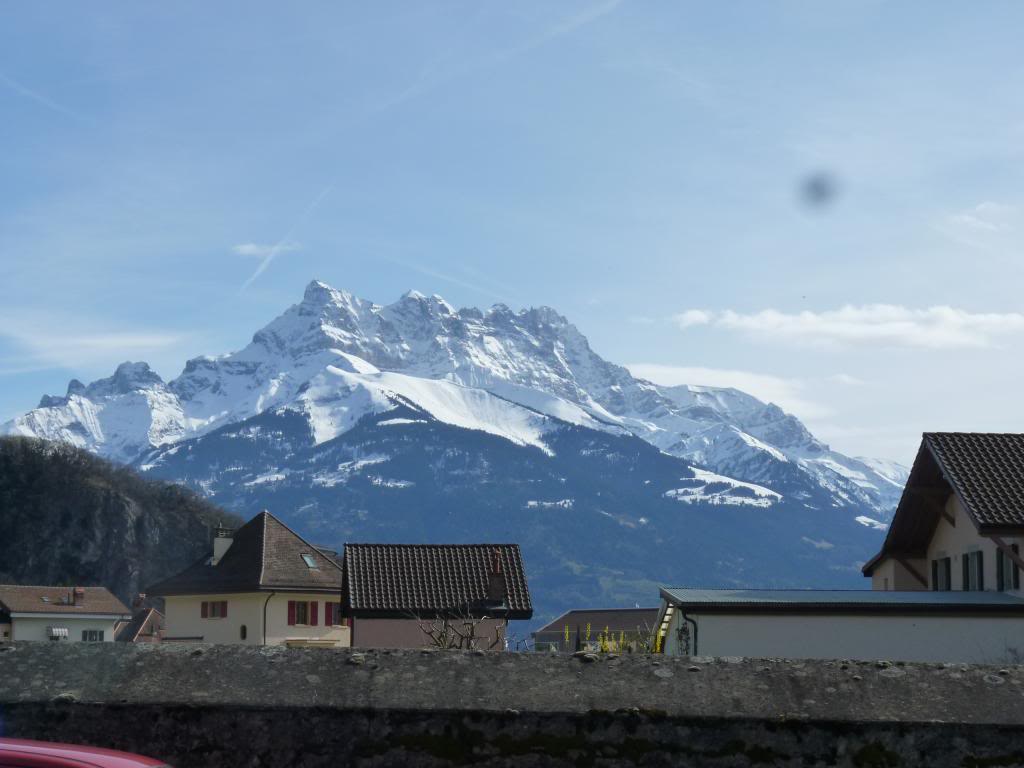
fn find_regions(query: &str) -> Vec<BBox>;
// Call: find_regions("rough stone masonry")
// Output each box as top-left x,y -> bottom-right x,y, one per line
2,643 -> 1024,767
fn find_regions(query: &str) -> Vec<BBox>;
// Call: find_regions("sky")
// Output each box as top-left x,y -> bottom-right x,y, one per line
2,1 -> 1024,465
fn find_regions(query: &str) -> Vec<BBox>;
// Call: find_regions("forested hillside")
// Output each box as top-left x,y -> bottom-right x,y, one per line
0,437 -> 241,603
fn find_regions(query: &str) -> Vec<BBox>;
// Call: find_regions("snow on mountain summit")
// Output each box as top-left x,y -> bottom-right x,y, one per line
1,280 -> 907,516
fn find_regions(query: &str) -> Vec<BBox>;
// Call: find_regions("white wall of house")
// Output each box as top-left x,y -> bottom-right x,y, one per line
870,557 -> 928,591
164,593 -> 350,647
663,609 -> 1024,664
926,495 -> 1023,592
10,615 -> 122,642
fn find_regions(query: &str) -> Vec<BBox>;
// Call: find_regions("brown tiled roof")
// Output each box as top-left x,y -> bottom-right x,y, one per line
147,511 -> 343,596
0,586 -> 130,616
924,433 -> 1024,530
533,608 -> 659,637
342,544 -> 532,620
863,433 -> 1024,575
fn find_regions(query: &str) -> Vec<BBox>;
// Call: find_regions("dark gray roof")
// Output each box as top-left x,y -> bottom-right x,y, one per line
661,587 -> 1024,614
925,432 -> 1024,529
147,511 -> 343,596
115,607 -> 163,642
533,608 -> 659,637
342,543 -> 532,619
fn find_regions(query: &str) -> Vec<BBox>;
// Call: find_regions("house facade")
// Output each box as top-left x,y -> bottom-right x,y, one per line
863,433 -> 1024,594
342,543 -> 532,649
654,433 -> 1024,664
0,586 -> 130,643
148,511 -> 350,647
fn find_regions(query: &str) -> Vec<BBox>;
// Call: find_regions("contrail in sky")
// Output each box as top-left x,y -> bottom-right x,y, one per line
0,72 -> 86,121
241,183 -> 335,290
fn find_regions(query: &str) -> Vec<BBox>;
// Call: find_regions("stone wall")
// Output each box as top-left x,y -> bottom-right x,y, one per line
2,643 -> 1024,767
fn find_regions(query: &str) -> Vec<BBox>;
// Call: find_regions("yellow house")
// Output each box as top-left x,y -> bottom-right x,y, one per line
148,511 -> 350,647
863,432 -> 1024,593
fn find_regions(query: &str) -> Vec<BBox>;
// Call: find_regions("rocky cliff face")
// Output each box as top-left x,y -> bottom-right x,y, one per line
0,437 -> 240,603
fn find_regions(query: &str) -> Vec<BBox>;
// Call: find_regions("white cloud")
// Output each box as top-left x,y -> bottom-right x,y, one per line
673,309 -> 712,328
233,242 -> 302,258
936,201 -> 1019,249
626,363 -> 831,420
0,310 -> 184,373
672,305 -> 1024,349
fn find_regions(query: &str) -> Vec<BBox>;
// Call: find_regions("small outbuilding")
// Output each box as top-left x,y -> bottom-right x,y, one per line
654,587 -> 1024,663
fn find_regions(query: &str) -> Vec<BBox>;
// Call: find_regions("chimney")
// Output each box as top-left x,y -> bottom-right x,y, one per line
211,523 -> 235,566
72,587 -> 85,606
132,593 -> 146,610
487,548 -> 507,604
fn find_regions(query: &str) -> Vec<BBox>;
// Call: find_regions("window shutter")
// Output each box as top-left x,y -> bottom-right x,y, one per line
962,557 -> 970,591
287,600 -> 296,626
310,601 -> 318,626
221,601 -> 228,618
201,601 -> 208,618
998,550 -> 1005,592
325,602 -> 334,626
1014,545 -> 1021,590
978,551 -> 985,591
931,560 -> 938,591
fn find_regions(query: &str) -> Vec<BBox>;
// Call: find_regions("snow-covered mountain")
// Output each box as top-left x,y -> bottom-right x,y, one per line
4,280 -> 905,519
4,281 -> 908,623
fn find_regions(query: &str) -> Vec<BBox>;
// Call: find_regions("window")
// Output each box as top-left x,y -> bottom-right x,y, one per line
201,600 -> 228,618
962,550 -> 984,591
240,624 -> 247,640
81,630 -> 104,642
997,545 -> 1020,592
301,553 -> 319,569
287,600 -> 318,626
931,557 -> 951,591
325,602 -> 343,626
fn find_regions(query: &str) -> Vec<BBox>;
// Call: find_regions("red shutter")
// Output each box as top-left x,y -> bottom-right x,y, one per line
201,601 -> 208,618
221,601 -> 228,618
310,601 -> 318,626
287,600 -> 296,626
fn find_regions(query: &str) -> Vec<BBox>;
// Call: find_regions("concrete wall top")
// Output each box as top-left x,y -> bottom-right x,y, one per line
1,643 -> 1023,727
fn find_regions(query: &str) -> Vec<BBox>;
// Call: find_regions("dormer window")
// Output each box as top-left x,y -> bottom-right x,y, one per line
301,554 -> 318,569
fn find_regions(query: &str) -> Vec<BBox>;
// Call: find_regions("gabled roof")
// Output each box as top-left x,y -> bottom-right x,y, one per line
661,587 -> 1024,615
863,433 -> 1024,575
115,607 -> 163,642
0,585 -> 130,616
925,433 -> 1024,529
147,511 -> 343,596
342,543 -> 532,620
533,607 -> 659,637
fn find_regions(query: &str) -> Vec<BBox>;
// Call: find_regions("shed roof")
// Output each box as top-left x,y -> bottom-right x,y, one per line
0,585 -> 130,616
342,543 -> 532,619
533,608 -> 659,637
147,511 -> 343,596
660,587 -> 1024,615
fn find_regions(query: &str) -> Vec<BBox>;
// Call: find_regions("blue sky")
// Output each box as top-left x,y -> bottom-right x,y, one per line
3,1 -> 1024,464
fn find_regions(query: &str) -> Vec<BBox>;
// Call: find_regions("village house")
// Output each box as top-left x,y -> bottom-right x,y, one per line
532,607 -> 658,652
0,585 -> 130,643
342,543 -> 532,649
654,433 -> 1024,664
115,605 -> 164,643
147,511 -> 350,647
148,510 -> 533,649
